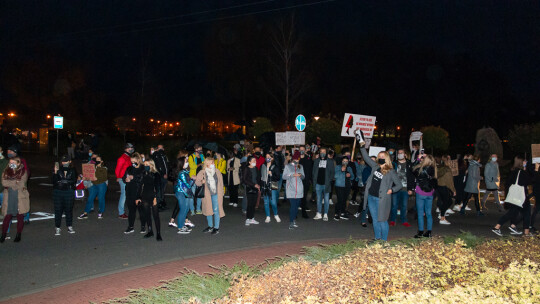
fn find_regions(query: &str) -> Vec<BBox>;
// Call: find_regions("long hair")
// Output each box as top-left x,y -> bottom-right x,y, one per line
414,154 -> 438,178
378,152 -> 393,175
143,159 -> 159,173
131,152 -> 143,165
173,157 -> 187,177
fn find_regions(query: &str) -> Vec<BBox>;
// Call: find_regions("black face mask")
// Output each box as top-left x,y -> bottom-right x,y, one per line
255,152 -> 261,156
378,159 -> 386,165
95,161 -> 101,165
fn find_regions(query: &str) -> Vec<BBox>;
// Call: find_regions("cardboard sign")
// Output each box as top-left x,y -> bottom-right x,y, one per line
275,132 -> 306,145
341,113 -> 376,138
368,146 -> 386,157
410,131 -> 422,141
532,144 -> 540,164
82,164 -> 96,181
449,159 -> 459,176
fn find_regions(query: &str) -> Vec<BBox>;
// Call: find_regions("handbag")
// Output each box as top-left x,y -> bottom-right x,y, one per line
270,181 -> 279,190
194,184 -> 205,198
505,170 -> 525,207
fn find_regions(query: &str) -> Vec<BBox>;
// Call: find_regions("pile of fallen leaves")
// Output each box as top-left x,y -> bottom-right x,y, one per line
210,237 -> 539,304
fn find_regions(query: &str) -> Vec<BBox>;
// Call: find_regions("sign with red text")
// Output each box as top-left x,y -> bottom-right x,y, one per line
341,113 -> 376,138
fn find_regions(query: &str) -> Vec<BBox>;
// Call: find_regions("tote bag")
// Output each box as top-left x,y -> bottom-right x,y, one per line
505,170 -> 525,207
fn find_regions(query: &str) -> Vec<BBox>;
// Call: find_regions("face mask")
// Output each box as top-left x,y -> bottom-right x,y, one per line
250,162 -> 256,167
132,162 -> 138,167
378,159 -> 386,165
95,161 -> 101,165
266,158 -> 272,163
389,151 -> 394,155
492,157 -> 497,162
197,150 -> 202,154
342,161 -> 349,166
255,152 -> 261,156
128,149 -> 134,154
9,163 -> 17,169
142,157 -> 145,162
320,153 -> 326,159
89,152 -> 93,156
210,164 -> 215,169
292,160 -> 298,165
144,166 -> 150,171
300,150 -> 305,155
63,163 -> 70,168
398,153 -> 405,160
183,162 -> 189,169
7,153 -> 15,158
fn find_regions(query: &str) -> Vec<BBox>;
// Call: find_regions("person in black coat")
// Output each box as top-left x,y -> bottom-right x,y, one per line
151,145 -> 169,211
123,153 -> 146,234
136,159 -> 163,241
52,155 -> 77,236
298,146 -> 313,218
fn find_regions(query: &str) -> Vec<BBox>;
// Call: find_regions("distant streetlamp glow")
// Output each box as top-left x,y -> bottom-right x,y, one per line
157,120 -> 160,123
397,126 -> 400,130
132,117 -> 136,121
150,118 -> 154,122
314,116 -> 320,121
47,115 -> 51,119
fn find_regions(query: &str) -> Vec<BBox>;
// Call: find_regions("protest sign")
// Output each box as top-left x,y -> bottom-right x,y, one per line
410,131 -> 423,141
82,163 -> 96,181
341,113 -> 376,138
532,144 -> 540,164
368,146 -> 386,157
275,132 -> 306,145
449,159 -> 459,176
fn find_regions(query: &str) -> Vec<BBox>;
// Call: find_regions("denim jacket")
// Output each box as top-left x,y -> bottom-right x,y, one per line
334,165 -> 355,188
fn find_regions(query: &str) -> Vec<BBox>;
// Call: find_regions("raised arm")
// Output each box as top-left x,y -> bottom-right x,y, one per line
360,147 -> 377,169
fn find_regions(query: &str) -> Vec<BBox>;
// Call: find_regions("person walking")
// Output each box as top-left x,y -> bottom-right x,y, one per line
312,148 -> 335,221
227,151 -> 241,208
115,143 -> 134,219
151,145 -> 170,211
283,152 -> 305,229
137,159 -> 162,241
462,155 -> 484,216
389,149 -> 415,227
195,158 -> 225,235
298,146 -> 313,218
52,155 -> 77,236
334,155 -> 354,221
261,153 -> 280,223
123,153 -> 146,234
78,155 -> 108,219
175,157 -> 195,234
1,157 -> 29,243
436,156 -> 456,225
482,154 -> 503,212
242,156 -> 260,226
412,154 -> 438,238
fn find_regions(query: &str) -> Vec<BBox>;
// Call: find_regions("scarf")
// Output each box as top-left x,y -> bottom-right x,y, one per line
3,164 -> 25,180
205,166 -> 217,194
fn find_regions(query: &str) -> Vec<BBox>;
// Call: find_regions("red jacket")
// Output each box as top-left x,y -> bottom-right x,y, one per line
255,155 -> 265,170
115,153 -> 131,179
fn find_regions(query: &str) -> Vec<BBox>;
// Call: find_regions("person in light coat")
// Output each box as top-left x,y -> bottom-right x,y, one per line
481,154 -> 503,211
462,155 -> 483,216
283,152 -> 305,229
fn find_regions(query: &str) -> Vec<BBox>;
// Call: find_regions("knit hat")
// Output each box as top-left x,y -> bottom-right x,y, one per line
7,146 -> 19,155
292,151 -> 301,160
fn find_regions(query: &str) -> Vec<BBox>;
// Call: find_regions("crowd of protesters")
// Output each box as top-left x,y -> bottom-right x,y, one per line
1,129 -> 539,243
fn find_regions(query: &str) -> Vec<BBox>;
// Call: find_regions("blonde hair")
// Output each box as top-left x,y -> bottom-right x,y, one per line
414,154 -> 438,178
378,152 -> 393,175
143,159 -> 159,173
131,152 -> 143,165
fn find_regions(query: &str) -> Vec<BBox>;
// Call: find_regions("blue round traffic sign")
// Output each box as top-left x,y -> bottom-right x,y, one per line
295,115 -> 306,132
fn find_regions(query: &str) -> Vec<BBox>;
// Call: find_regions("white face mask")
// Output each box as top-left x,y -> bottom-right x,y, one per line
210,164 -> 215,169
9,163 -> 17,169
397,153 -> 405,160
183,162 -> 189,169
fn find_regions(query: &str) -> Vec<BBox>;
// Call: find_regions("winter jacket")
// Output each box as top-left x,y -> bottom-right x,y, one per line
437,165 -> 456,193
123,165 -> 144,198
261,162 -> 280,183
175,169 -> 193,198
254,155 -> 265,170
242,166 -> 261,193
299,155 -> 313,181
464,160 -> 482,193
283,163 -> 305,199
484,161 -> 500,190
360,147 -> 402,222
215,158 -> 227,175
227,157 -> 241,186
334,165 -> 354,188
392,160 -> 416,191
195,169 -> 225,218
414,165 -> 437,194
1,171 -> 30,216
188,153 -> 204,178
53,167 -> 78,191
273,151 -> 285,172
505,169 -> 531,200
151,150 -> 169,178
138,171 -> 162,203
312,157 -> 335,192
115,152 -> 131,179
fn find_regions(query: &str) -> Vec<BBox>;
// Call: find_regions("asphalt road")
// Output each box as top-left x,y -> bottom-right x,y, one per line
0,152 -> 513,301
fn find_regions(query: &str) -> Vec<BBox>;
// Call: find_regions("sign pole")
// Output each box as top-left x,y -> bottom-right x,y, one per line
351,138 -> 357,161
56,129 -> 59,157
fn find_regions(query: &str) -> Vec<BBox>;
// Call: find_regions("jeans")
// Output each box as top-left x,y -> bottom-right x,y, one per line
289,198 -> 301,223
390,190 -> 409,223
416,193 -> 433,231
85,183 -> 107,213
264,191 -> 278,216
0,192 -> 3,208
367,195 -> 389,241
118,180 -> 126,215
206,194 -> 220,229
315,184 -> 330,214
175,192 -> 190,228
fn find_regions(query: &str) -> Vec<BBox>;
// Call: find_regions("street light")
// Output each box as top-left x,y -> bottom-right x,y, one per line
47,115 -> 51,119
314,116 -> 320,121
132,117 -> 136,121
150,118 -> 154,122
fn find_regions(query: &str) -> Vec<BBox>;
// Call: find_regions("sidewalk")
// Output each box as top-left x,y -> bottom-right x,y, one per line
3,239 -> 345,304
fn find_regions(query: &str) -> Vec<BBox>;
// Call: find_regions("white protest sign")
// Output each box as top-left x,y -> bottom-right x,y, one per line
532,144 -> 540,164
275,132 -> 305,145
410,131 -> 422,141
341,113 -> 376,138
369,146 -> 386,157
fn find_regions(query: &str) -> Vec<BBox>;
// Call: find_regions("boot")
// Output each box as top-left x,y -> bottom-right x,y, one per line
302,210 -> 309,219
423,230 -> 432,238
156,233 -> 162,241
144,229 -> 154,238
14,233 -> 21,242
414,231 -> 424,238
0,233 -> 6,243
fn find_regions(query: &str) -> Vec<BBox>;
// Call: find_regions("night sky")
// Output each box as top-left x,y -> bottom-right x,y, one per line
1,0 -> 539,135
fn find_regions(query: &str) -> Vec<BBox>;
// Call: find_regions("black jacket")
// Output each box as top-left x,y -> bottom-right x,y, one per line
393,160 -> 416,191
413,165 -> 437,192
123,165 -> 144,196
505,169 -> 531,198
274,151 -> 285,172
151,150 -> 169,178
242,166 -> 261,192
299,155 -> 313,181
138,171 -> 162,203
53,167 -> 78,191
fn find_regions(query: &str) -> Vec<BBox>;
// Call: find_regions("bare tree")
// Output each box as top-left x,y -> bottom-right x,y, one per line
263,14 -> 311,130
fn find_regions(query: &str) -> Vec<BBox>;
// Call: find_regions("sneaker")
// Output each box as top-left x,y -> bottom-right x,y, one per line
274,215 -> 281,223
55,228 -> 61,236
178,226 -> 191,234
67,226 -> 75,234
436,207 -> 440,213
465,206 -> 472,211
314,213 -> 322,220
298,207 -> 302,210
98,213 -> 103,219
211,228 -> 220,235
292,221 -> 298,228
305,208 -> 311,212
333,215 -> 340,221
402,222 -> 411,227
354,212 -> 360,218
509,226 -> 523,235
453,205 -> 462,212
185,220 -> 195,228
229,202 -> 234,206
124,227 -> 135,234
439,219 -> 451,225
492,228 -> 503,236
323,214 -> 328,221
245,219 -> 250,226
140,228 -> 146,234
250,219 -> 259,225
78,213 -> 88,220
203,226 -> 214,233
195,211 -> 202,215
389,221 -> 396,226
168,222 -> 178,228
289,223 -> 295,230
191,211 -> 195,216
232,203 -> 238,207
340,214 -> 349,220
119,214 -> 128,219
524,233 -> 534,237
265,216 -> 271,223
445,209 -> 455,215
329,199 -> 334,205
438,214 -> 442,220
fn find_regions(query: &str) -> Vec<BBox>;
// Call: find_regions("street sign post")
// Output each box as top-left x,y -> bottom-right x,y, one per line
295,114 -> 306,132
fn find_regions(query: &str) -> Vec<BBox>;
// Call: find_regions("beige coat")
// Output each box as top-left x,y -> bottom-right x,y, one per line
226,158 -> 241,185
195,169 -> 225,218
2,171 -> 30,216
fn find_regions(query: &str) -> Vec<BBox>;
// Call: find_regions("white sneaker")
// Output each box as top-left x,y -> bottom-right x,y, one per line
314,213 -> 322,220
168,222 -> 178,228
265,216 -> 271,223
55,228 -> 61,236
397,210 -> 401,215
250,219 -> 259,225
67,226 -> 75,234
446,209 -> 455,215
436,207 -> 440,213
438,214 -> 442,220
274,215 -> 281,223
440,219 -> 451,225
453,205 -> 462,212
465,206 -> 472,211
329,199 -> 334,205
233,203 -> 238,207
323,214 -> 328,221
354,212 -> 360,218
245,219 -> 250,226
298,207 -> 302,210
177,226 -> 191,234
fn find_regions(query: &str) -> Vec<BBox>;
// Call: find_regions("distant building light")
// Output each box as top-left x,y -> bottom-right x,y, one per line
132,117 -> 136,121
314,116 -> 320,121
150,118 -> 154,122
